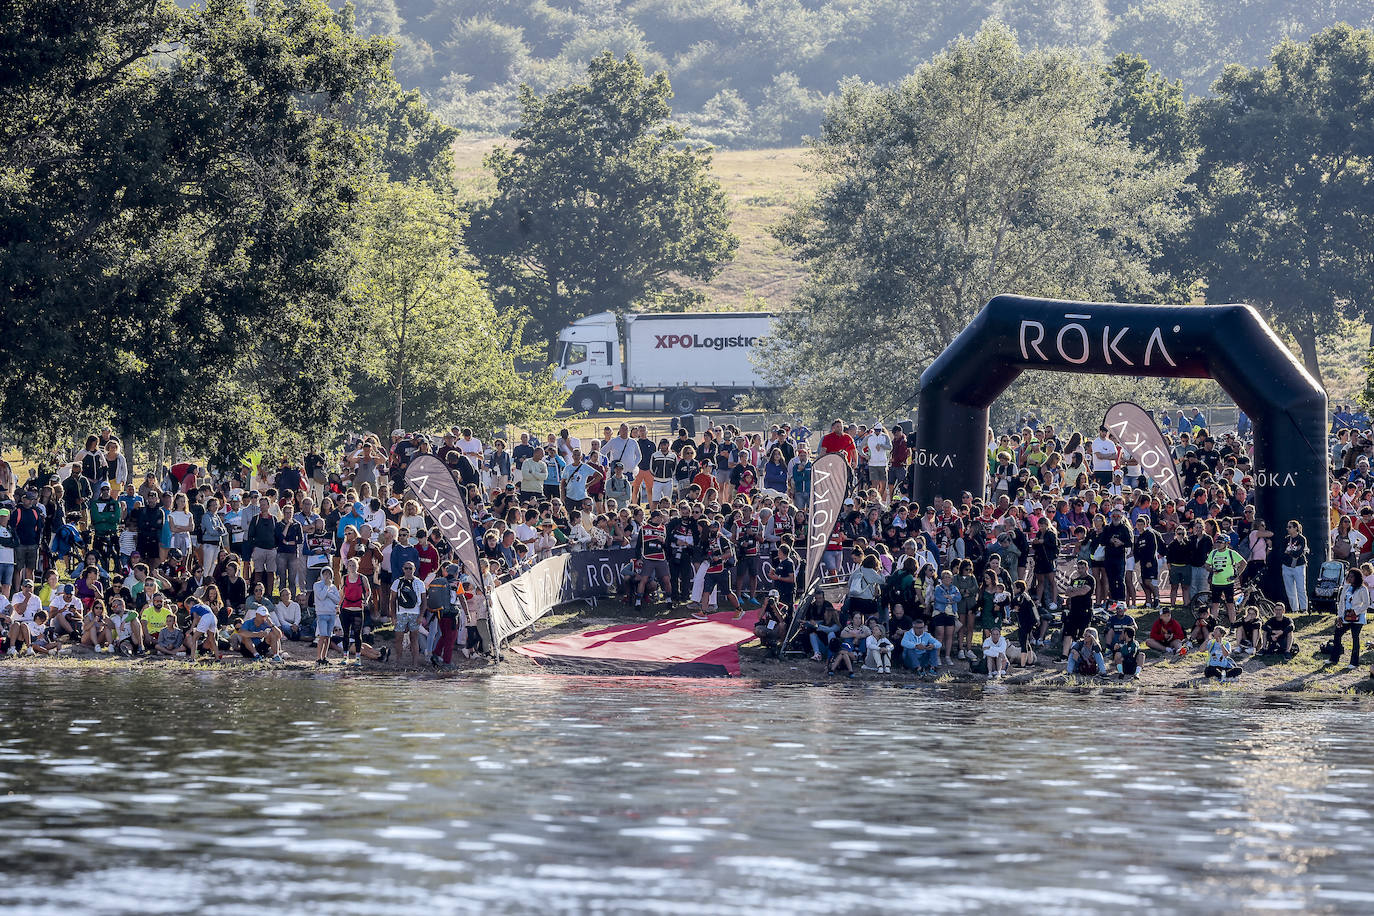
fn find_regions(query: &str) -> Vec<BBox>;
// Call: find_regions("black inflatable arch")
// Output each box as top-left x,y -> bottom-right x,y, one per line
912,295 -> 1329,580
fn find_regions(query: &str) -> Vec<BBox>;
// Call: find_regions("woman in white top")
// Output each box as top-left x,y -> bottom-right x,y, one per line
399,500 -> 426,539
1333,567 -> 1370,668
168,494 -> 194,554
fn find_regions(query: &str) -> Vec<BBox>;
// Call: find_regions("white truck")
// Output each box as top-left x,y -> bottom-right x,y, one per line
555,310 -> 775,414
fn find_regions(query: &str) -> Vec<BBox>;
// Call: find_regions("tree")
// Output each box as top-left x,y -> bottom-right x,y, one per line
0,0 -> 393,452
468,52 -> 737,354
1187,24 -> 1374,386
762,24 -> 1191,417
347,181 -> 567,437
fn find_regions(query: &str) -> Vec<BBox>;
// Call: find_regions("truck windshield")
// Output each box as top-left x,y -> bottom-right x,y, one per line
560,342 -> 587,366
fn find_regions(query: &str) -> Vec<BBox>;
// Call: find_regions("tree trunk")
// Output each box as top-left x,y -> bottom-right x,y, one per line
1295,317 -> 1324,389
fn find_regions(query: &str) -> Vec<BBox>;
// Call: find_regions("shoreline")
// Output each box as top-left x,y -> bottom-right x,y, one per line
5,599 -> 1374,696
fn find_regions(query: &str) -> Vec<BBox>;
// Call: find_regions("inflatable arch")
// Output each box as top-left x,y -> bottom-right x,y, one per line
912,295 -> 1329,581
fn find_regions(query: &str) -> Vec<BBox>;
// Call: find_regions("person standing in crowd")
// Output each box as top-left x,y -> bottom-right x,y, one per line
1281,520 -> 1309,613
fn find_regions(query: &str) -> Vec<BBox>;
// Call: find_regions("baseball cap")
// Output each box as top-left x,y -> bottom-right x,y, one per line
446,563 -> 461,576
20,578 -> 33,588
0,509 -> 8,518
386,497 -> 400,508
99,481 -> 110,490
62,584 -> 74,594
253,605 -> 271,617
392,428 -> 406,436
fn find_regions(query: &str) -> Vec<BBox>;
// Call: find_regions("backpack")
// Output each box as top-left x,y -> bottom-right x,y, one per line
397,579 -> 418,611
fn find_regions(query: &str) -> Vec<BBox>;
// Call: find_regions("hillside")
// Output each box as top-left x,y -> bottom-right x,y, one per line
343,1 -> 1374,147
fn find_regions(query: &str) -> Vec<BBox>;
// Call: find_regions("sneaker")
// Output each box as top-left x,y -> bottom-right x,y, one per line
1165,647 -> 1176,655
272,654 -> 283,663
6,647 -> 15,658
314,659 -> 328,667
23,647 -> 35,657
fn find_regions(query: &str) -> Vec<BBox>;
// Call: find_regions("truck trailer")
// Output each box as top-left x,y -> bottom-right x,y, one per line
554,311 -> 775,414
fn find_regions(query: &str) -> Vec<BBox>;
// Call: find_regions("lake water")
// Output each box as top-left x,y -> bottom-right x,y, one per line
0,672 -> 1372,914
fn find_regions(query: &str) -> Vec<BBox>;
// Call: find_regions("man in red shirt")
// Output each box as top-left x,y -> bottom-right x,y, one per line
819,419 -> 857,465
1146,607 -> 1186,653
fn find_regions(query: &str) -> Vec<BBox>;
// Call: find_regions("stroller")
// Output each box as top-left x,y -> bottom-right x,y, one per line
1312,560 -> 1346,615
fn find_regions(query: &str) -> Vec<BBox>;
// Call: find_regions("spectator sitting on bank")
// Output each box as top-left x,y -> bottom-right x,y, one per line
1067,627 -> 1106,676
154,616 -> 186,657
1147,607 -> 1186,654
829,615 -> 864,677
273,587 -> 303,642
753,592 -> 787,652
901,617 -> 940,676
1114,625 -> 1143,679
982,624 -> 1010,678
1261,603 -> 1296,655
864,623 -> 893,673
236,606 -> 284,662
1204,626 -> 1243,679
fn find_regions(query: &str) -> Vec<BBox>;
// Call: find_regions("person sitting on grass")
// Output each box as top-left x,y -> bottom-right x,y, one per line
829,616 -> 863,677
1103,602 -> 1134,654
982,624 -> 1010,678
237,606 -> 284,662
7,608 -> 55,657
48,583 -> 83,643
107,596 -> 145,656
1146,607 -> 1186,655
1203,625 -> 1243,680
153,616 -> 185,657
82,599 -> 114,653
1260,603 -> 1296,655
753,592 -> 788,653
1186,606 -> 1219,648
1114,625 -> 1143,679
1066,626 -> 1105,676
864,623 -> 893,673
901,617 -> 940,676
273,587 -> 302,642
1235,604 -> 1261,655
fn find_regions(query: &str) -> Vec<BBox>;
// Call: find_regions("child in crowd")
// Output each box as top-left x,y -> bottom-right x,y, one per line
982,624 -> 1009,678
1114,625 -> 1142,679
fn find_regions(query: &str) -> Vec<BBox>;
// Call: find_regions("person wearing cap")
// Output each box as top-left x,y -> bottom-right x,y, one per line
10,490 -> 44,591
1100,506 -> 1132,604
48,582 -> 83,642
237,602 -> 284,662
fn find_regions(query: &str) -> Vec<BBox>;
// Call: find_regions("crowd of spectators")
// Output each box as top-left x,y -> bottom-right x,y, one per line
0,404 -> 1369,681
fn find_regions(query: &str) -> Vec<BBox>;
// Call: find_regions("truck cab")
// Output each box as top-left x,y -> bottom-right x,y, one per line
555,312 -> 622,411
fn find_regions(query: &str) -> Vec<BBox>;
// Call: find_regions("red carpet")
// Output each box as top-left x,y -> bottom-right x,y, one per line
512,609 -> 762,676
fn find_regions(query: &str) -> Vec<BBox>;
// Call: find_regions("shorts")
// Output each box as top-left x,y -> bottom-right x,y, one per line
1093,470 -> 1114,485
315,613 -> 338,638
543,483 -> 560,498
251,546 -> 277,569
703,570 -> 734,597
1210,582 -> 1235,602
932,612 -> 957,628
651,479 -> 674,503
640,559 -> 671,581
0,563 -> 12,585
1168,563 -> 1189,585
13,544 -> 38,571
737,555 -> 761,578
1138,559 -> 1158,583
1190,566 -> 1209,594
887,466 -> 906,485
1120,655 -> 1139,675
1064,608 -> 1091,641
395,612 -> 421,634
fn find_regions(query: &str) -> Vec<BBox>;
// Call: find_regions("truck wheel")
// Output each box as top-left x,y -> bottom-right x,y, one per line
572,386 -> 602,414
668,389 -> 698,415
